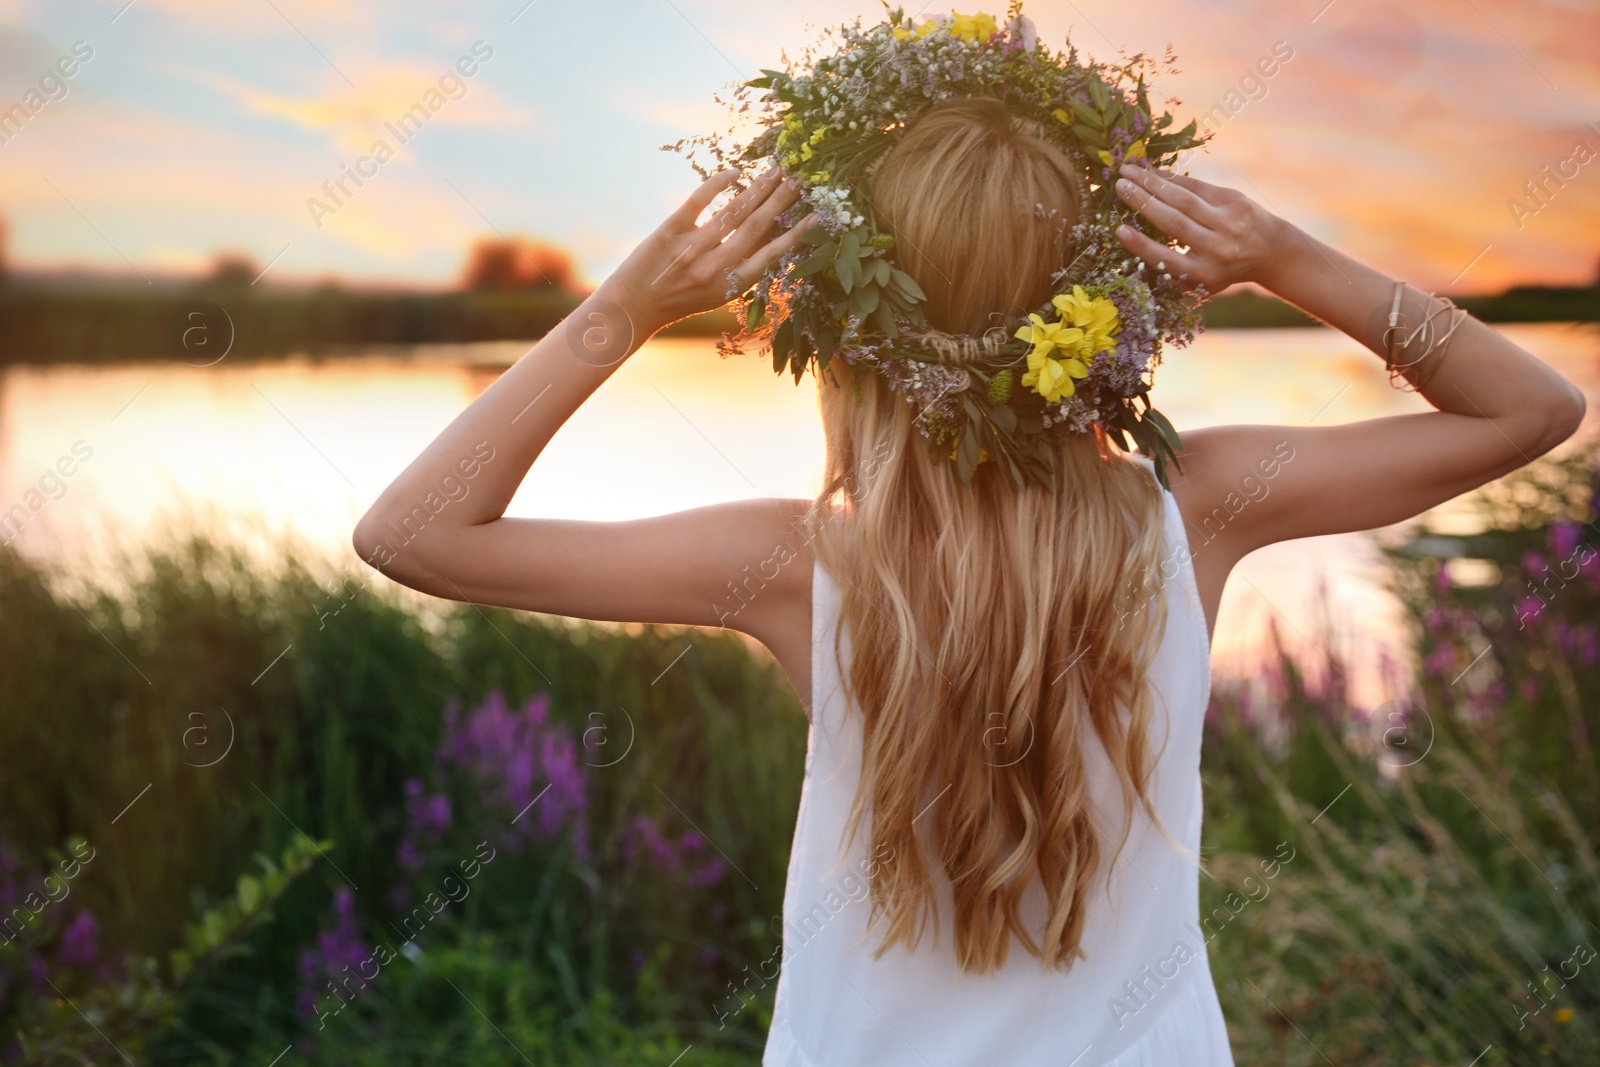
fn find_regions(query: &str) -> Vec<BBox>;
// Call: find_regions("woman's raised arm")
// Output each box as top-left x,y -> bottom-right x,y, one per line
1112,162 -> 1587,560
351,168 -> 819,637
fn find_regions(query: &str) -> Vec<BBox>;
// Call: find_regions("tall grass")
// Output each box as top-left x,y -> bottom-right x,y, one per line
2,434 -> 1596,1064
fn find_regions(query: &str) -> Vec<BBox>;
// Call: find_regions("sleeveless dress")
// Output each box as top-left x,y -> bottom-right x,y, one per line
762,455 -> 1234,1066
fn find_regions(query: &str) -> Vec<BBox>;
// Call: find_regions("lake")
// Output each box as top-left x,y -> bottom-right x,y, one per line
3,322 -> 1596,709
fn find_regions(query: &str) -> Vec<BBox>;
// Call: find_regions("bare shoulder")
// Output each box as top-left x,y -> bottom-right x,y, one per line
710,495 -> 819,627
714,495 -> 818,715
1157,425 -> 1300,639
1164,424 -> 1300,547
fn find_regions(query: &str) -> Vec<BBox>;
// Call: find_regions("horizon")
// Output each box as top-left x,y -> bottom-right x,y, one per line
0,1 -> 1597,295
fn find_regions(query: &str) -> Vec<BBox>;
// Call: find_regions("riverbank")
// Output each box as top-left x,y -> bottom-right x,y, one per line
1,281 -> 1594,364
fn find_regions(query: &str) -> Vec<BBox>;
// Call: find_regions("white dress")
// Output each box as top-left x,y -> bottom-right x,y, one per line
763,456 -> 1235,1066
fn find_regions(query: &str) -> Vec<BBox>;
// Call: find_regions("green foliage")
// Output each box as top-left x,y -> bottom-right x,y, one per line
2,436 -> 1597,1063
10,837 -> 321,1064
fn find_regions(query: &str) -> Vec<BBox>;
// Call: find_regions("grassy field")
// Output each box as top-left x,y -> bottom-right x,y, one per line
2,436 -> 1597,1064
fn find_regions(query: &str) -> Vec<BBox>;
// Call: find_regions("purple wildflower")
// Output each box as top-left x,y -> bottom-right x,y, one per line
624,815 -> 727,888
1579,625 -> 1599,666
1549,521 -> 1582,560
438,691 -> 591,861
57,909 -> 97,970
1432,564 -> 1453,595
1423,644 -> 1455,678
1514,595 -> 1545,629
1555,620 -> 1576,658
296,887 -> 368,1021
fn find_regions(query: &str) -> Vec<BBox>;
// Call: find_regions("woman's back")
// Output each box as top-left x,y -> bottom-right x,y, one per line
764,456 -> 1233,1067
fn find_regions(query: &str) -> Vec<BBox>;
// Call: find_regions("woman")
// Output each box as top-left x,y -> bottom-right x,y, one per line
353,99 -> 1585,1066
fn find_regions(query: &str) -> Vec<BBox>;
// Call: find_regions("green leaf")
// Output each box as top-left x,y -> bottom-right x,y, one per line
237,874 -> 262,915
872,258 -> 891,286
1072,124 -> 1107,149
1088,77 -> 1111,112
801,226 -> 831,245
202,909 -> 229,949
871,300 -> 898,338
837,254 -> 855,294
774,317 -> 794,361
1142,406 -> 1184,454
956,430 -> 980,483
889,269 -> 926,301
856,284 -> 880,315
840,230 -> 860,261
793,253 -> 833,279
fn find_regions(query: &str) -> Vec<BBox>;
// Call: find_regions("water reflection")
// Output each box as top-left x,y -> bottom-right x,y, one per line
2,323 -> 1594,708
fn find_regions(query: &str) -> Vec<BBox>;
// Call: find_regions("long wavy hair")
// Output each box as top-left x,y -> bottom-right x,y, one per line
809,97 -> 1175,975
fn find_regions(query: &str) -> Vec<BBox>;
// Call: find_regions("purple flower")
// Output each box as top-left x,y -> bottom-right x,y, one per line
624,816 -> 726,887
1549,521 -> 1582,560
296,888 -> 369,1020
1514,595 -> 1545,629
1555,620 -> 1576,658
438,691 -> 591,861
57,909 -> 97,970
1432,564 -> 1453,595
1521,551 -> 1547,576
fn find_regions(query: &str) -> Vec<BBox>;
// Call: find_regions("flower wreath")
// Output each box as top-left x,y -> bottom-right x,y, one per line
668,2 -> 1214,489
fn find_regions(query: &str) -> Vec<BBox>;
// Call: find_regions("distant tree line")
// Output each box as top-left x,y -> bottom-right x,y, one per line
0,231 -> 1593,364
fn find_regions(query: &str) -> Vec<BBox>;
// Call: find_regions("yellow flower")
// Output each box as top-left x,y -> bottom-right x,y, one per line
892,21 -> 942,40
1014,312 -> 1083,361
1555,1007 -> 1575,1024
895,12 -> 996,44
1096,139 -> 1148,167
1052,107 -> 1072,125
1012,289 -> 1121,403
948,12 -> 998,43
1014,313 -> 1089,402
809,125 -> 827,145
1050,285 -> 1120,361
1021,347 -> 1089,401
800,142 -> 813,161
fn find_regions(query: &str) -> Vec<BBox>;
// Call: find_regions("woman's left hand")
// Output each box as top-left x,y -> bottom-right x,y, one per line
595,166 -> 816,336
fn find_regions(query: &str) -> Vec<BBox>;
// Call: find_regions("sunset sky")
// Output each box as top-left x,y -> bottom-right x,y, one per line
0,0 -> 1596,294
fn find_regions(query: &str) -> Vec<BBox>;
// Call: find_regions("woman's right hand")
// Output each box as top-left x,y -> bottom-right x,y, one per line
1111,163 -> 1287,294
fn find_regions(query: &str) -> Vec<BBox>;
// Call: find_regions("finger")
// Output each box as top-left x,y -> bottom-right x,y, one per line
1161,171 -> 1231,207
693,167 -> 788,251
733,211 -> 819,287
1115,172 -> 1215,248
667,168 -> 744,231
1118,164 -> 1231,234
716,176 -> 801,263
1114,224 -> 1204,290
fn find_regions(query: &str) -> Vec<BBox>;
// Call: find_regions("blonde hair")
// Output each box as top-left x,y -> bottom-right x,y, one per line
810,96 -> 1174,975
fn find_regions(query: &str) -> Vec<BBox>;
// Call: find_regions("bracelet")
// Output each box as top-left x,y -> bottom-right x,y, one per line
1381,282 -> 1468,393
